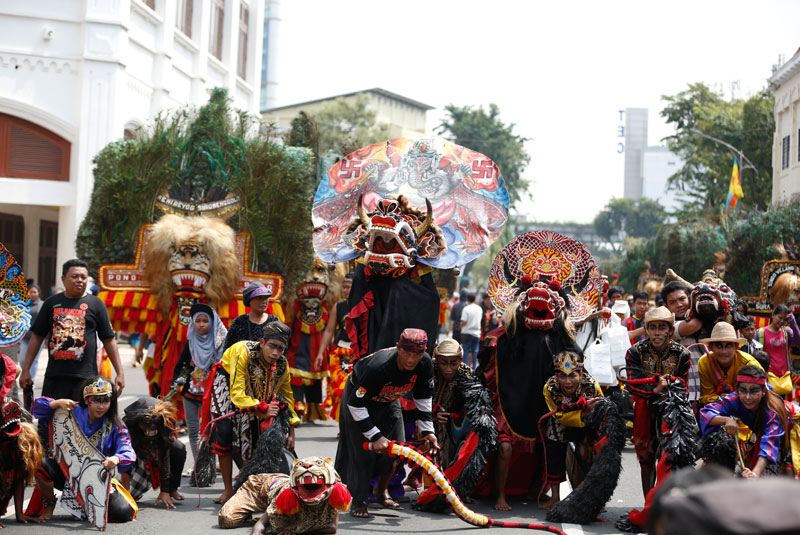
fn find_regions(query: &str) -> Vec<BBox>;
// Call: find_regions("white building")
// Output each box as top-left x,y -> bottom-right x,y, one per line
620,107 -> 683,212
0,0 -> 263,292
641,146 -> 685,213
769,47 -> 800,205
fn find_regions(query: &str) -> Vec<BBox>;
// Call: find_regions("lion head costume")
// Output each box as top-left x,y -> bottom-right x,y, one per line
142,215 -> 239,317
770,272 -> 800,314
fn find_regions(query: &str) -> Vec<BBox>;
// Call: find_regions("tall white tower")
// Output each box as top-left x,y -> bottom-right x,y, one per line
261,0 -> 281,111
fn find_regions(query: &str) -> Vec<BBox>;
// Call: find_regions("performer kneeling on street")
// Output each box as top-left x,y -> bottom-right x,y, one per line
32,377 -> 136,523
122,397 -> 186,508
207,321 -> 300,504
541,350 -> 603,509
699,365 -> 788,478
414,338 -> 496,513
335,328 -> 438,519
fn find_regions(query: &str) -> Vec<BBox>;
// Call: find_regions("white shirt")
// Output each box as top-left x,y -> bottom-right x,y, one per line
460,303 -> 483,338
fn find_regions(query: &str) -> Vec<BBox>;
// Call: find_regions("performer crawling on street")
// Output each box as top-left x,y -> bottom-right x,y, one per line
32,377 -> 136,523
540,350 -> 603,509
206,321 -> 300,504
334,328 -> 438,519
414,338 -> 496,512
0,398 -> 44,528
121,397 -> 186,508
625,307 -> 691,499
218,456 -> 351,533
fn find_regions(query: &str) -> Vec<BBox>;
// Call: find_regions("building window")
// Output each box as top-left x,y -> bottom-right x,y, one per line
783,135 -> 791,170
209,0 -> 225,60
143,0 -> 156,9
176,0 -> 193,37
0,113 -> 70,181
0,213 -> 24,268
238,2 -> 249,79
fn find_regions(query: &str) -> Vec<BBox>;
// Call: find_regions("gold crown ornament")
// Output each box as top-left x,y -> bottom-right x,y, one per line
553,351 -> 582,375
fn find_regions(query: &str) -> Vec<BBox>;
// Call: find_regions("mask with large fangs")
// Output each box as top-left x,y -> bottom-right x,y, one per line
518,279 -> 566,330
288,456 -> 338,504
346,194 -> 442,278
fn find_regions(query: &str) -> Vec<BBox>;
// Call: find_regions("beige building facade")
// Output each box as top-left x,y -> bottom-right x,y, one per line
263,87 -> 433,138
769,48 -> 800,205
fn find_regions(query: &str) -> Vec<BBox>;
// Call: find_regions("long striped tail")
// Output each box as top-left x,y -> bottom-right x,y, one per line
365,441 -> 567,534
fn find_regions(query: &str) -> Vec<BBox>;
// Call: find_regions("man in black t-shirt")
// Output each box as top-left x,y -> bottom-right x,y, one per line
19,260 -> 124,438
334,328 -> 438,518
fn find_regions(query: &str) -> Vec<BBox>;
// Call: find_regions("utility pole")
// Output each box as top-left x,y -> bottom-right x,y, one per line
690,129 -> 758,174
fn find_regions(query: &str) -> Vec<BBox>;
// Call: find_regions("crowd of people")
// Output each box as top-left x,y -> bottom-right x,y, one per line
2,258 -> 800,535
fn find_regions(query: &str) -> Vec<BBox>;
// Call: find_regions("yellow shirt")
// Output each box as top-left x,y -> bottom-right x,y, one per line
543,373 -> 604,428
697,350 -> 762,407
222,340 -> 300,426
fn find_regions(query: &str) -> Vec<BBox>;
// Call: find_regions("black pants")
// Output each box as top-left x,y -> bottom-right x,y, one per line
38,375 -> 86,447
334,381 -> 404,505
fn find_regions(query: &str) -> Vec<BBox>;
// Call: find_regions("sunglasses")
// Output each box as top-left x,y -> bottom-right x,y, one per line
737,386 -> 764,397
86,395 -> 112,404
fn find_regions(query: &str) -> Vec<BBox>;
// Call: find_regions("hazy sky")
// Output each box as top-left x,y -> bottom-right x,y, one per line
273,0 -> 800,223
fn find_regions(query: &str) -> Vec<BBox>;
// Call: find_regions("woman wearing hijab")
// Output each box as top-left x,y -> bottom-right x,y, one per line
173,303 -> 227,463
223,283 -> 278,350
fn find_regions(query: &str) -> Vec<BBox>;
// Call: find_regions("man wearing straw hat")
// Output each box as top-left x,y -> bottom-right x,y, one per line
697,322 -> 763,407
625,306 -> 691,498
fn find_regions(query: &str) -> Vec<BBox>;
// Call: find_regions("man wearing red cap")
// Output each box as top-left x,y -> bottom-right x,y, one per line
335,328 -> 438,519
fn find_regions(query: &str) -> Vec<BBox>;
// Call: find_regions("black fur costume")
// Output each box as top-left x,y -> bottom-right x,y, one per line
233,397 -> 294,491
546,397 -> 626,524
414,365 -> 497,512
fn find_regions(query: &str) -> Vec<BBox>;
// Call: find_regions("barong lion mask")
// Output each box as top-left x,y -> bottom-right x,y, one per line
345,194 -> 445,278
296,282 -> 327,326
517,276 -> 565,330
143,214 -> 239,318
771,271 -> 800,314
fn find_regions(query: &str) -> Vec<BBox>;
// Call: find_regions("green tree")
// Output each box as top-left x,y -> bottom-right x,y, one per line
660,83 -> 773,213
77,89 -> 317,291
314,94 -> 392,157
593,198 -> 666,252
437,103 -> 530,208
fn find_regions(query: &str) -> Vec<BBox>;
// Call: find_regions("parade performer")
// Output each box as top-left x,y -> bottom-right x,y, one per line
31,377 -> 136,524
171,303 -> 227,465
206,321 -> 299,504
121,397 -> 186,508
697,322 -> 763,406
287,278 -> 330,422
415,338 -> 497,513
625,306 -> 691,499
312,137 -> 510,361
483,231 -> 603,511
335,328 -> 437,519
218,456 -> 351,532
699,365 -> 789,477
317,272 -> 354,421
540,351 -> 604,510
0,398 -> 43,528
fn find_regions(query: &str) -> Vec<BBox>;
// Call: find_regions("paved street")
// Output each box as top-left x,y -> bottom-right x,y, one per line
2,343 -> 645,534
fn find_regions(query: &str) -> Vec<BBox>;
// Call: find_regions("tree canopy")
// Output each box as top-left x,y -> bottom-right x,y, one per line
437,103 -> 530,208
660,83 -> 774,213
593,198 -> 666,252
78,89 -> 317,290
313,94 -> 392,158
